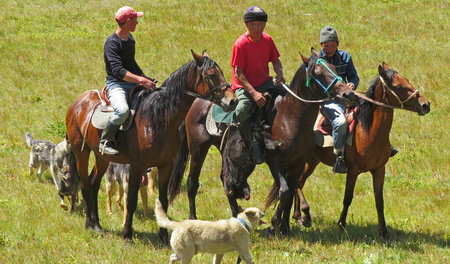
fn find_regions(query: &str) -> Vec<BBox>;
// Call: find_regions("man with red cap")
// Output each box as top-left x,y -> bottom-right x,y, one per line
101,6 -> 156,155
231,6 -> 285,164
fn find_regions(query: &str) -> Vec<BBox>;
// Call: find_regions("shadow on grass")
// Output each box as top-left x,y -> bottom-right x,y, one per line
255,218 -> 448,252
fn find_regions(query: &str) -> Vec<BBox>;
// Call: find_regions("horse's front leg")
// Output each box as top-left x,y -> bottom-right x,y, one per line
157,164 -> 173,245
293,161 -> 318,227
371,166 -> 389,239
122,164 -> 142,243
338,169 -> 359,231
187,146 -> 208,220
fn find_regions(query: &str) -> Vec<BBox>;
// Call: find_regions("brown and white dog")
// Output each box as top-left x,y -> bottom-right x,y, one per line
25,132 -> 77,210
105,163 -> 157,224
155,198 -> 265,264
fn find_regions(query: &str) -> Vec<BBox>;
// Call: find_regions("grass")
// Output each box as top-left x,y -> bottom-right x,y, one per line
0,0 -> 448,263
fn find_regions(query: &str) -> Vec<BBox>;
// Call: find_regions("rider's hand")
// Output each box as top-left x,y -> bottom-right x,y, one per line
140,77 -> 156,90
347,82 -> 355,90
275,74 -> 285,85
251,91 -> 266,108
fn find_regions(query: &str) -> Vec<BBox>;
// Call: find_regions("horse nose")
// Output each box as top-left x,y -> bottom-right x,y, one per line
421,101 -> 431,114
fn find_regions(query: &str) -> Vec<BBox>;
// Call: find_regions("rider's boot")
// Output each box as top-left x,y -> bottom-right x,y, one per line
333,150 -> 347,174
99,121 -> 120,155
238,122 -> 264,165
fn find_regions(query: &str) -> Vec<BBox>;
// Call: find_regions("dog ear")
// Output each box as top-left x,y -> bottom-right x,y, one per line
245,210 -> 256,217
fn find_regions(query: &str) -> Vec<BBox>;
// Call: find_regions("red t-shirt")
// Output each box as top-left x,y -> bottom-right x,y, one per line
231,32 -> 280,91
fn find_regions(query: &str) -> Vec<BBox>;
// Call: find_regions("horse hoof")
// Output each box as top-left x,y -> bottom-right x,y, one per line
94,225 -> 104,233
60,204 -> 68,211
264,227 -> 275,238
124,238 -> 135,246
299,216 -> 312,228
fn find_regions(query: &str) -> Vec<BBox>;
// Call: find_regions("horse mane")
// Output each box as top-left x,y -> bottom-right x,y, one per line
357,69 -> 397,130
289,55 -> 319,95
138,56 -> 217,132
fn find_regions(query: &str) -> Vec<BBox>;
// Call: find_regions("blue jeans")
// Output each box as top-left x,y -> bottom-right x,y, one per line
106,80 -> 138,125
321,101 -> 347,152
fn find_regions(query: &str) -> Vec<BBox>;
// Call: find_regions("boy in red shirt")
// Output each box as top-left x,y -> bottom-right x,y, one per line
231,6 -> 284,164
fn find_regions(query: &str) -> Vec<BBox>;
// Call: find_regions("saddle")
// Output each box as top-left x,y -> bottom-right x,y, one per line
205,90 -> 284,150
92,85 -> 153,131
314,106 -> 358,147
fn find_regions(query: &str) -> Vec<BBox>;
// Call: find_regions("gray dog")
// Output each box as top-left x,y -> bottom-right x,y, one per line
25,132 -> 76,210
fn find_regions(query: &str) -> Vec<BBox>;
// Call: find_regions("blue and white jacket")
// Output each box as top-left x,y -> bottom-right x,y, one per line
319,49 -> 359,89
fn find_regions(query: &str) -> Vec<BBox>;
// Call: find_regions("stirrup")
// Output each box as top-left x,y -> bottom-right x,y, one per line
250,141 -> 264,165
333,154 -> 347,174
100,139 -> 118,155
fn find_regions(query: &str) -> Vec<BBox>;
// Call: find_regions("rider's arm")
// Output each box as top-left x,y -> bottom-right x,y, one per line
123,72 -> 155,90
271,58 -> 285,85
234,66 -> 266,107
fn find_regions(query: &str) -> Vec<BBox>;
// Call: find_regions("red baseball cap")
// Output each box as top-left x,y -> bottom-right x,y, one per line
115,6 -> 143,23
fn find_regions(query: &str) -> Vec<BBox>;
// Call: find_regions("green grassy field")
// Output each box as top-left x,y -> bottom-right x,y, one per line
0,0 -> 448,263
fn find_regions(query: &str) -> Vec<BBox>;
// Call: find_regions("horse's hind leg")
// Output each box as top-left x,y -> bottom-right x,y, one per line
371,166 -> 389,238
89,155 -> 109,232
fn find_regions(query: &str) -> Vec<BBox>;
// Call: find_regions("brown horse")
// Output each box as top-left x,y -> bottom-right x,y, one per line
292,62 -> 431,238
65,50 -> 237,243
171,49 -> 355,235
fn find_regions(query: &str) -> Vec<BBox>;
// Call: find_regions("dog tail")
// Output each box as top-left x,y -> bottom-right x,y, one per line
154,198 -> 177,230
24,132 -> 33,147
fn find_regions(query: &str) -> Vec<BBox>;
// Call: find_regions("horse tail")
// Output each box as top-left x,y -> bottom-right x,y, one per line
265,181 -> 280,210
154,198 -> 177,230
168,121 -> 189,203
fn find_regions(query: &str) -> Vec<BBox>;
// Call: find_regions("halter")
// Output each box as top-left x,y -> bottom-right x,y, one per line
306,58 -> 343,98
185,64 -> 231,103
379,76 -> 419,109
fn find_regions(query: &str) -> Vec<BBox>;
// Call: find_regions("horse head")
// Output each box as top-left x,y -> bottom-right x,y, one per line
378,62 -> 430,115
299,48 -> 354,105
191,50 -> 238,111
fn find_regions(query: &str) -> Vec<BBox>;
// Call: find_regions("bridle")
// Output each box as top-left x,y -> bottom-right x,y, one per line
379,76 -> 419,108
281,58 -> 343,104
354,74 -> 419,109
185,64 -> 230,103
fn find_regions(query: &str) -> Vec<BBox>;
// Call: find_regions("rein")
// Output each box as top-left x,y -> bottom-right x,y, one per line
354,76 -> 419,109
279,58 -> 344,104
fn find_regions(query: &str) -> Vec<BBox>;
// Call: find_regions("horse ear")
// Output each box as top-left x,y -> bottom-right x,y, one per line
202,50 -> 210,58
299,52 -> 309,64
382,61 -> 391,70
191,49 -> 204,67
311,47 -> 319,57
378,65 -> 388,81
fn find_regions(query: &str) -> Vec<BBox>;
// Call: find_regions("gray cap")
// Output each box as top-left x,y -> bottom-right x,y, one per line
320,25 -> 338,43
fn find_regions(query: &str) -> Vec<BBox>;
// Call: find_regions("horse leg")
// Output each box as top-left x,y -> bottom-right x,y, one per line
187,145 -> 209,219
73,150 -> 95,229
89,155 -> 109,232
122,164 -> 143,243
337,169 -> 359,231
293,160 -> 318,227
371,166 -> 389,238
265,158 -> 286,235
157,164 -> 172,245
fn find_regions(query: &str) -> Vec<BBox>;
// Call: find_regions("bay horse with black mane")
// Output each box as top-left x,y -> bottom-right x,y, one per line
65,50 -> 237,243
171,49 -> 355,236
292,62 -> 430,238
